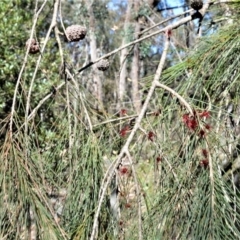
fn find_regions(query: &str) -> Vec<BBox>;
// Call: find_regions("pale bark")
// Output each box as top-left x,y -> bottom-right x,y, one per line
131,0 -> 141,114
118,0 -> 133,109
85,1 -> 103,107
221,2 -> 234,24
184,0 -> 195,48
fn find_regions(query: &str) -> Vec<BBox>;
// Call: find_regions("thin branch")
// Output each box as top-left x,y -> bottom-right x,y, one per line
59,0 -> 68,42
9,0 -> 48,138
66,69 -> 93,132
24,0 -> 60,137
126,150 -> 143,240
90,35 -> 170,240
14,0 -> 211,132
155,82 -> 194,115
55,25 -> 64,65
212,0 -> 240,4
93,111 -> 159,128
155,0 -> 237,11
27,82 -> 65,122
206,140 -> 215,216
142,9 -> 193,35
79,1 -> 211,73
66,81 -> 73,154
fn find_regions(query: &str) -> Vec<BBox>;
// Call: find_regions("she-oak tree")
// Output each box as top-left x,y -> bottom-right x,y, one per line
1,0 -> 240,239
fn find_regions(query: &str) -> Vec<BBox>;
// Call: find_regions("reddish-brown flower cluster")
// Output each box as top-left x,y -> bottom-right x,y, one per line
205,124 -> 211,130
200,159 -> 209,168
124,203 -> 131,208
200,149 -> 209,169
152,110 -> 161,117
119,125 -> 130,137
182,114 -> 198,131
182,110 -> 211,138
120,108 -> 127,116
119,191 -> 126,197
119,166 -> 128,175
199,110 -> 210,118
165,28 -> 172,38
202,149 -> 208,158
119,220 -> 124,226
156,156 -> 162,163
199,129 -> 206,138
148,131 -> 156,142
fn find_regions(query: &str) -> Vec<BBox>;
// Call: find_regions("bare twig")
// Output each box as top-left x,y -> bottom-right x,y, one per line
9,0 -> 48,138
14,0 -> 211,135
66,81 -> 73,152
142,9 -> 193,35
90,35 -> 170,240
24,0 -> 60,137
79,1 -> 211,73
92,111 -> 159,128
155,82 -> 194,116
66,69 -> 93,132
59,0 -> 68,41
55,25 -> 64,65
27,82 -> 65,122
205,140 -> 215,215
126,150 -> 143,240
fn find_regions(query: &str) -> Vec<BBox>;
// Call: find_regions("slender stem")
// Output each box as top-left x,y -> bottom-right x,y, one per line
126,150 -> 143,240
9,0 -> 48,138
90,36 -> 170,240
24,0 -> 60,137
142,9 -> 193,35
155,82 -> 194,115
206,140 -> 215,217
66,69 -> 93,132
79,1 -> 211,73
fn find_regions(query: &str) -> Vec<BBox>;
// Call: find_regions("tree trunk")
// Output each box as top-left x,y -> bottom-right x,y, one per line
184,0 -> 195,48
131,0 -> 141,114
85,1 -> 103,107
118,0 -> 133,110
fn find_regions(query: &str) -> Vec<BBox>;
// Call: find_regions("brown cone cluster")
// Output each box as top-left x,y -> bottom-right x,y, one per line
25,38 -> 40,54
65,25 -> 87,42
24,25 -> 95,73
190,0 -> 203,11
97,59 -> 110,71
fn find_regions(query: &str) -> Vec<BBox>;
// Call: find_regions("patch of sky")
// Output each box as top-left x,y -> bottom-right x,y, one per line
107,0 -> 127,11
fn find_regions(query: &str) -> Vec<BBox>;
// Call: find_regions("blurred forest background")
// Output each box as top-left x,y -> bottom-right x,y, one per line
1,0 -> 240,239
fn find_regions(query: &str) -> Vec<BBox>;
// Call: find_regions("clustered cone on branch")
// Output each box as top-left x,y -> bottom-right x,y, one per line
190,0 -> 203,11
97,59 -> 110,71
65,25 -> 87,42
25,38 -> 40,54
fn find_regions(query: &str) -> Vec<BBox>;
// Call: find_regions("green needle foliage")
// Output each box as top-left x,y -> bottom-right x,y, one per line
139,23 -> 240,239
1,0 -> 240,239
